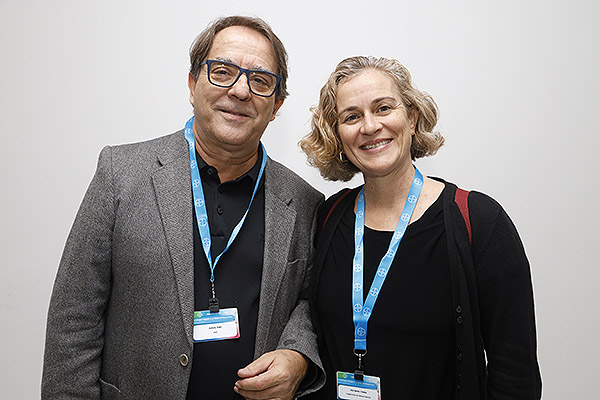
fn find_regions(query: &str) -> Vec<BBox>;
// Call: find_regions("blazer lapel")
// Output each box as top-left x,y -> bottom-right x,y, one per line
254,160 -> 297,357
152,132 -> 195,346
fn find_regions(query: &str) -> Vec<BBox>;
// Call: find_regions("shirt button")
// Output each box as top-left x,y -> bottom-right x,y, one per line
207,168 -> 215,175
455,305 -> 462,313
179,354 -> 189,366
456,316 -> 463,324
217,207 -> 224,215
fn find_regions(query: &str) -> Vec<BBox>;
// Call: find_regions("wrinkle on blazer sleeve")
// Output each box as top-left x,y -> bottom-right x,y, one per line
42,146 -> 116,399
277,189 -> 325,396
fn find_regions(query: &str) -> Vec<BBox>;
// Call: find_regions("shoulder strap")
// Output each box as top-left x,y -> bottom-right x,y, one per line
454,187 -> 472,244
321,189 -> 353,231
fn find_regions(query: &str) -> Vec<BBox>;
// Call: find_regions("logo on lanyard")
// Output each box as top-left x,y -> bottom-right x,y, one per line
352,167 -> 424,357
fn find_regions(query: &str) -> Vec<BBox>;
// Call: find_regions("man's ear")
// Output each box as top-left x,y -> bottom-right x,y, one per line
270,98 -> 285,121
188,72 -> 197,105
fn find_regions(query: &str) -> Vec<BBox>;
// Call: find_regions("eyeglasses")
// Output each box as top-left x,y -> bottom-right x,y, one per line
200,59 -> 281,98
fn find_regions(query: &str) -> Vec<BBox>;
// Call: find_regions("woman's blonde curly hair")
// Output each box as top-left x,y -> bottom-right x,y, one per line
300,56 -> 444,181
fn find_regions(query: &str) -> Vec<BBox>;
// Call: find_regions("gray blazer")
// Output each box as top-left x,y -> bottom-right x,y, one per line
42,131 -> 325,399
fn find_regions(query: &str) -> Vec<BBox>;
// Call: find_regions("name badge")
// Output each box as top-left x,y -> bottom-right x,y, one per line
337,371 -> 381,400
193,308 -> 240,342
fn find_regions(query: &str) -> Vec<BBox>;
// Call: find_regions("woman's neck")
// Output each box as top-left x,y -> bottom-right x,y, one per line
362,167 -> 416,209
360,167 -> 444,231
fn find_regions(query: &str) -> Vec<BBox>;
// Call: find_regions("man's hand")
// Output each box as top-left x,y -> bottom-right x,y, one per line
234,349 -> 309,400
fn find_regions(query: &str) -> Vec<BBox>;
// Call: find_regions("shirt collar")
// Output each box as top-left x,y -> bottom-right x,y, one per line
195,145 -> 263,185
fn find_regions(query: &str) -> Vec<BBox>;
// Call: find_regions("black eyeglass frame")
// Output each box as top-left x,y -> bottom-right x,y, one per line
200,59 -> 282,98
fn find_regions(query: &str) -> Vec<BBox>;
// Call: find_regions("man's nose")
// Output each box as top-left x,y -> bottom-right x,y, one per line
228,72 -> 252,101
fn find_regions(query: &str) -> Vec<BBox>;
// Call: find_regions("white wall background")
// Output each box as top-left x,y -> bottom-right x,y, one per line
1,0 -> 598,398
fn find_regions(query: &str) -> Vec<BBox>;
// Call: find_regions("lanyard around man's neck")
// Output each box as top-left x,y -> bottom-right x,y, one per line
184,116 -> 267,311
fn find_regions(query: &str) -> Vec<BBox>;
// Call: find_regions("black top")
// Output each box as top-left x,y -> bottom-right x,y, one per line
310,182 -> 541,399
313,188 -> 455,399
186,148 -> 265,399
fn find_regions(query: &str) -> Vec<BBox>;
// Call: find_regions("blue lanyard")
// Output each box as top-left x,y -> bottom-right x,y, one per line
352,167 -> 423,353
184,116 -> 267,286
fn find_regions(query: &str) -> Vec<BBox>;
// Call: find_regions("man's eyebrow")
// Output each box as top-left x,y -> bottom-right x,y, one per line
212,57 -> 274,73
213,56 -> 233,64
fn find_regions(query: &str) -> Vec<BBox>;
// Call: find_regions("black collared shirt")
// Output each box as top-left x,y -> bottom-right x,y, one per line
186,148 -> 265,399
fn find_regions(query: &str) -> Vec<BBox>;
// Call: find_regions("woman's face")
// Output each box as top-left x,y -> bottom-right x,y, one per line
336,69 -> 415,180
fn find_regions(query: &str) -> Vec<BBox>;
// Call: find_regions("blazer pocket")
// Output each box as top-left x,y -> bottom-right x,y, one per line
99,377 -> 121,399
277,258 -> 308,326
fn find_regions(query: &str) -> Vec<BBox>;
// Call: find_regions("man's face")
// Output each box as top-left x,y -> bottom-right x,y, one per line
188,26 -> 284,156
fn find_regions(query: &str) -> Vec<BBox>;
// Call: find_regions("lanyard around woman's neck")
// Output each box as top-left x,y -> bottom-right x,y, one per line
352,166 -> 424,371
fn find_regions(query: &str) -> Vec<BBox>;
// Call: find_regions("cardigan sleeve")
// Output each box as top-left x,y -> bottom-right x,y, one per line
469,192 -> 542,399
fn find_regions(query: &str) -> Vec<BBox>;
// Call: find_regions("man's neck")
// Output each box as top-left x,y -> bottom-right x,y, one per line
195,141 -> 259,183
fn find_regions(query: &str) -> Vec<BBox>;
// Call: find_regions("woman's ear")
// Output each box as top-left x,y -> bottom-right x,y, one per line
409,108 -> 418,132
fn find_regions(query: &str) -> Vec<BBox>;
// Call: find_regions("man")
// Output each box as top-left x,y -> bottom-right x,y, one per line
42,16 -> 324,399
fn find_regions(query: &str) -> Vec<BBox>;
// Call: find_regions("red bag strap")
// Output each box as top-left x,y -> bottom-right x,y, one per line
324,187 -> 472,244
454,188 -> 472,245
321,189 -> 353,231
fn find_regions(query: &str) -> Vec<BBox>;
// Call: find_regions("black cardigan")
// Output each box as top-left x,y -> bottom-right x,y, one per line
308,181 -> 541,399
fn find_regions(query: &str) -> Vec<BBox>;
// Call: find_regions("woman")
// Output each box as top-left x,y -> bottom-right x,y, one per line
300,56 -> 541,399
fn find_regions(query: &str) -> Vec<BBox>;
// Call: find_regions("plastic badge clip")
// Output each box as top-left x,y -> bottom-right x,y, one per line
354,350 -> 366,381
208,297 -> 219,313
209,281 -> 219,313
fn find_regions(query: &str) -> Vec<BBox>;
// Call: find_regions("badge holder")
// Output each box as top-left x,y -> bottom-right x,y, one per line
192,283 -> 240,343
335,350 -> 381,400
